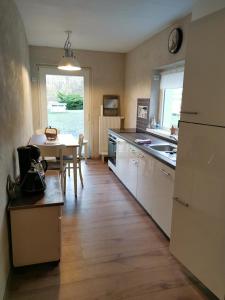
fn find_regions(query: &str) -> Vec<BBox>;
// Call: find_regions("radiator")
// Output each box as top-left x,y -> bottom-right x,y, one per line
99,116 -> 121,155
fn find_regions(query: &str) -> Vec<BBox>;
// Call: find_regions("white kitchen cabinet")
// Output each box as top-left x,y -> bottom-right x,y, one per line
151,160 -> 175,237
180,9 -> 225,127
115,137 -> 175,237
8,172 -> 63,267
136,148 -> 174,237
126,144 -> 139,197
170,122 -> 225,300
116,138 -> 129,183
10,206 -> 62,267
136,150 -> 154,215
116,139 -> 139,197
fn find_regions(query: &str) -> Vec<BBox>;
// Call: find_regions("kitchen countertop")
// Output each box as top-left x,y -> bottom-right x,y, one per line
109,128 -> 176,169
8,171 -> 64,210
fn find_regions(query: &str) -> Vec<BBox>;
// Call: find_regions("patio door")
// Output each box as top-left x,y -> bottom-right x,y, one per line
38,67 -> 91,152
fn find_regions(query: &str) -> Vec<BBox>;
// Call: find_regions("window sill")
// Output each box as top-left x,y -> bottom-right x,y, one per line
146,128 -> 178,142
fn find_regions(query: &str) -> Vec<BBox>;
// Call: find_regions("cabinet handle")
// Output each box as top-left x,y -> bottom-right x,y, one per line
180,111 -> 198,115
160,168 -> 170,176
173,197 -> 189,207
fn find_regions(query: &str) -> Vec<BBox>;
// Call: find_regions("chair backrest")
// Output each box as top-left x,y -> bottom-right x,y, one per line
39,144 -> 66,171
35,128 -> 44,135
78,134 -> 84,157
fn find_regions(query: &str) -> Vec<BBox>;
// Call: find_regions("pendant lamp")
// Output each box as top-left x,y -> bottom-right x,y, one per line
58,31 -> 81,71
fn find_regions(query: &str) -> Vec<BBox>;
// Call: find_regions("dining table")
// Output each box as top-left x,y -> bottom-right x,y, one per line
29,133 -> 80,197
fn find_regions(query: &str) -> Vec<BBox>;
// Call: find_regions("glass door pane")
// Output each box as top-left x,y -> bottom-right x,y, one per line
46,75 -> 84,138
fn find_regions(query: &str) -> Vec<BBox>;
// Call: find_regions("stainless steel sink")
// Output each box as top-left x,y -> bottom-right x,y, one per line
143,143 -> 177,162
149,144 -> 177,152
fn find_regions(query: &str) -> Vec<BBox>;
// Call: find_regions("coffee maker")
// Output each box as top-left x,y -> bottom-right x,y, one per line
17,145 -> 47,193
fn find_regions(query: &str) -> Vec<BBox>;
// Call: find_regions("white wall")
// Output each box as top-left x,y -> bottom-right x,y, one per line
0,0 -> 33,298
192,0 -> 225,21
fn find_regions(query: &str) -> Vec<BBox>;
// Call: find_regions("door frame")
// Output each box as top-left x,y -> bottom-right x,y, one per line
38,66 -> 92,156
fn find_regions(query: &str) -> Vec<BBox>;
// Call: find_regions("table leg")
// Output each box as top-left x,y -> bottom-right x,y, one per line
73,147 -> 78,197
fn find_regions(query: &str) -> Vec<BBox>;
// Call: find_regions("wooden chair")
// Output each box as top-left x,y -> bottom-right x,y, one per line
35,128 -> 45,135
39,144 -> 67,194
63,134 -> 84,188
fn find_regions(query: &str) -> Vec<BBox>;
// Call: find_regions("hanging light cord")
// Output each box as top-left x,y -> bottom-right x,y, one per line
64,31 -> 72,50
63,31 -> 74,57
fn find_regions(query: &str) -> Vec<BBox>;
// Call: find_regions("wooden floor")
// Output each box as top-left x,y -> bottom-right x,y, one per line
7,160 -> 215,300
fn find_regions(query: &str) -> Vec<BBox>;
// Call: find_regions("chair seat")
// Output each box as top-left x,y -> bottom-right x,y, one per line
56,155 -> 81,162
63,155 -> 73,160
47,160 -> 66,170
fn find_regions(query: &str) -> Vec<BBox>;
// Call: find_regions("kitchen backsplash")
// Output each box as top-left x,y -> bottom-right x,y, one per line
136,98 -> 150,132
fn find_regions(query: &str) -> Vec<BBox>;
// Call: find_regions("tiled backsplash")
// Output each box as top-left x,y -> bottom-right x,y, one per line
136,98 -> 150,132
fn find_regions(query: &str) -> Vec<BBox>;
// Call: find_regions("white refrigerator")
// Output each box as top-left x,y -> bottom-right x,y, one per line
170,8 -> 225,300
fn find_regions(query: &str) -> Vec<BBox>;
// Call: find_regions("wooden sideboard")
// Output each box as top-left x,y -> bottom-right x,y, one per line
8,171 -> 64,267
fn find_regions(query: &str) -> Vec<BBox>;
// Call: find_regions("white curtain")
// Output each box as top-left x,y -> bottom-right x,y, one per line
160,69 -> 184,89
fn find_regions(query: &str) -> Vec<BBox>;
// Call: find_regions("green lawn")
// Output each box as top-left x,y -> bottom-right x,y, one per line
48,110 -> 84,138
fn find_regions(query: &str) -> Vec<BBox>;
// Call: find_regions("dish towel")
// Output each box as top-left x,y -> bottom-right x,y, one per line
134,139 -> 152,145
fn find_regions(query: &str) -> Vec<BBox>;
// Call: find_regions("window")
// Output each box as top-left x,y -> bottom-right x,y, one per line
159,69 -> 184,131
161,88 -> 182,129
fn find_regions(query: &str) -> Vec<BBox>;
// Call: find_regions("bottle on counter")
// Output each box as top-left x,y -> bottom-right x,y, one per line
170,125 -> 176,135
150,116 -> 157,129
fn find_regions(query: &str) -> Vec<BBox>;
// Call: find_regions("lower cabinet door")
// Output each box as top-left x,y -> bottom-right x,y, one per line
151,161 -> 175,237
136,151 -> 154,215
116,138 -> 129,183
10,206 -> 61,267
126,145 -> 139,197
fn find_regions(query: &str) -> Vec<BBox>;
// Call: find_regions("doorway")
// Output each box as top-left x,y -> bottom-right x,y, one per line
46,74 -> 84,137
38,67 -> 91,152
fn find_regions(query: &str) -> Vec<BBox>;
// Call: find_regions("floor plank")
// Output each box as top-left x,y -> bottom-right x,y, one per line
7,160 -> 216,300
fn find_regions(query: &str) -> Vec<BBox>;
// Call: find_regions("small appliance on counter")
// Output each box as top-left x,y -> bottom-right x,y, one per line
17,145 -> 47,193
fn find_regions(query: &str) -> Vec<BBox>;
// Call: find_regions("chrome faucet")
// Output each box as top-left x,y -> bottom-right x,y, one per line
170,135 -> 178,142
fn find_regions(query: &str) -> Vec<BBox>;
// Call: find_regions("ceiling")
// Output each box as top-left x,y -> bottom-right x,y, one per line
15,0 -> 193,53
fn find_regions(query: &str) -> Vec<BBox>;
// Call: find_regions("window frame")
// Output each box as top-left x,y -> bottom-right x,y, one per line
159,88 -> 183,131
158,68 -> 184,131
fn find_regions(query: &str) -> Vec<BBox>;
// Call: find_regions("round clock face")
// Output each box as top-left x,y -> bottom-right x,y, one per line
168,28 -> 183,54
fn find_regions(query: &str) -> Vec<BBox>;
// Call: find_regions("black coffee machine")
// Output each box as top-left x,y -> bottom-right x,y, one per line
17,145 -> 47,193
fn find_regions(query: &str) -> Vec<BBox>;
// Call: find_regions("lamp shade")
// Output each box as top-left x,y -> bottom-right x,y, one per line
57,56 -> 81,71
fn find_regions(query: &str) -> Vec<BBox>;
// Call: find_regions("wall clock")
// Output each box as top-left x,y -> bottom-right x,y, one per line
168,28 -> 183,54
